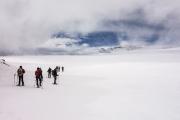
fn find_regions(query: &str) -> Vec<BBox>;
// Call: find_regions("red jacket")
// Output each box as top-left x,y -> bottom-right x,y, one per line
35,69 -> 41,77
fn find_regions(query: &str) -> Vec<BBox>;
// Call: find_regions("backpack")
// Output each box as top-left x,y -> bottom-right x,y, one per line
18,68 -> 25,76
22,69 -> 25,73
18,68 -> 24,76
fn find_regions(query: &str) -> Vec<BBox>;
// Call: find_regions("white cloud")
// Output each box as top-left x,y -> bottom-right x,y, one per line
0,0 -> 180,54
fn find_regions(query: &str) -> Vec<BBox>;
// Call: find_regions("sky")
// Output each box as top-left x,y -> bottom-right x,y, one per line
0,0 -> 180,54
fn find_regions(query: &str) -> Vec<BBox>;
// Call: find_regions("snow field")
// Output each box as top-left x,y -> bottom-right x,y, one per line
1,50 -> 180,120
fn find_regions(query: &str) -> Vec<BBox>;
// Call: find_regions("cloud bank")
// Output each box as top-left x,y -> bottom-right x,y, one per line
0,0 -> 180,54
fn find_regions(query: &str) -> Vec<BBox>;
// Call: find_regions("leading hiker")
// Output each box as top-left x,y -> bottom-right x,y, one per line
17,66 -> 25,86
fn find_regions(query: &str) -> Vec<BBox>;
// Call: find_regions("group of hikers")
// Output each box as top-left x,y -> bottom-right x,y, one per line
16,66 -> 64,88
47,66 -> 64,84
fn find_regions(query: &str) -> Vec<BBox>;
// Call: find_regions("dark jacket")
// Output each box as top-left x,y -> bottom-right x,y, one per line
52,69 -> 57,76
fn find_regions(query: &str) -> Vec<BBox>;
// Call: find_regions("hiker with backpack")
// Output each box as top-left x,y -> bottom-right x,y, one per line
52,67 -> 58,84
47,67 -> 52,78
35,67 -> 43,88
17,66 -> 25,86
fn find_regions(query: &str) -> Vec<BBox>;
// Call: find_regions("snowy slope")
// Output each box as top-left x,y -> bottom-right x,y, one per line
0,59 -> 16,86
0,49 -> 180,120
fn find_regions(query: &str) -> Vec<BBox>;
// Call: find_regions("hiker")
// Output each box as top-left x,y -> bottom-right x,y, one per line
58,66 -> 61,72
47,67 -> 52,78
35,67 -> 42,88
17,66 -> 25,86
52,67 -> 58,84
57,66 -> 60,72
56,66 -> 60,72
62,66 -> 64,72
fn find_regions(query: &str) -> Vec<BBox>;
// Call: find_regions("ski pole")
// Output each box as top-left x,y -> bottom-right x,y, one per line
34,77 -> 36,88
14,73 -> 16,86
17,75 -> 19,85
